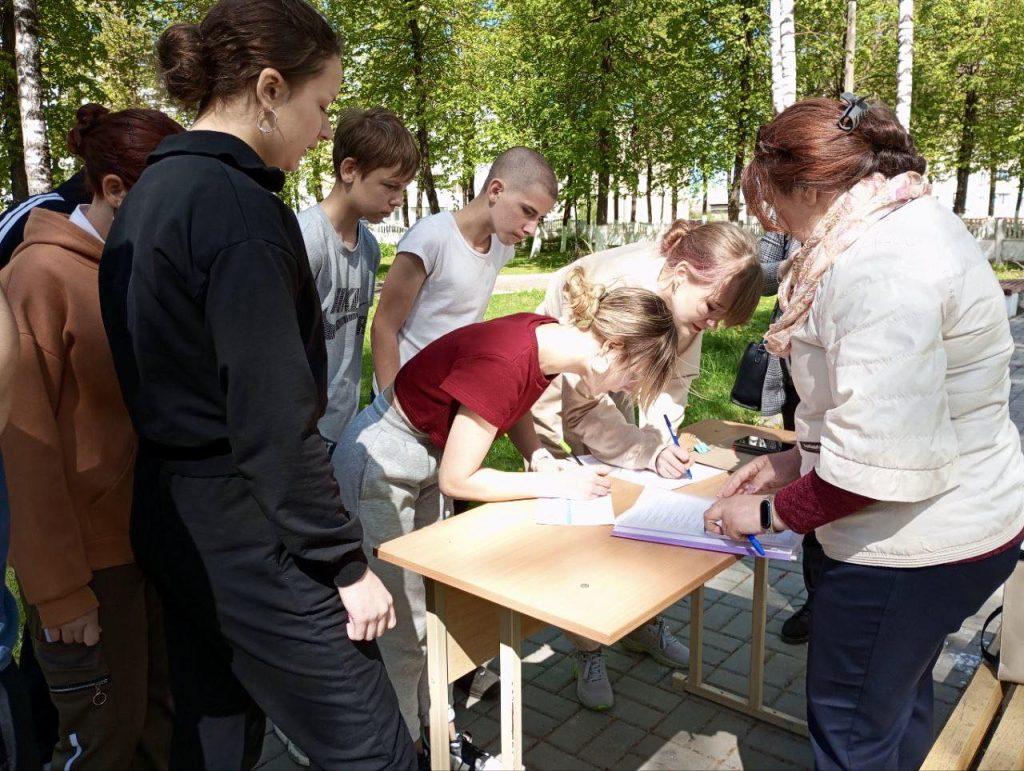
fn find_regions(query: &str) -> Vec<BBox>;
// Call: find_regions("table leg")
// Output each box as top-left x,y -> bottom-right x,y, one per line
749,557 -> 768,710
425,579 -> 451,771
499,608 -> 523,770
674,565 -> 808,736
687,586 -> 705,689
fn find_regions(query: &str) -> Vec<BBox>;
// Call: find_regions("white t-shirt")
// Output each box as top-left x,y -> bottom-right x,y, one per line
69,205 -> 103,243
394,211 -> 515,366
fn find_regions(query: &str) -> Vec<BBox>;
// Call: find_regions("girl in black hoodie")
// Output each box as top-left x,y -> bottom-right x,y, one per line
98,1 -> 413,768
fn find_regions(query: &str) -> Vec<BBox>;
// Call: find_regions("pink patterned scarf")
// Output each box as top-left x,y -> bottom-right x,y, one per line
765,171 -> 932,357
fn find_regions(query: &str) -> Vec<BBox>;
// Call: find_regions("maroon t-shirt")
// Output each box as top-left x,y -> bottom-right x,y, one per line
394,313 -> 557,449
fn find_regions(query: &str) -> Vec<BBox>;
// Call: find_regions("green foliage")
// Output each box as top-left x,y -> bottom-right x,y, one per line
2,0 -> 1023,207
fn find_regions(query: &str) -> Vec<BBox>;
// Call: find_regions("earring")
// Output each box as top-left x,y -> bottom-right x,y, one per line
591,353 -> 610,374
256,107 -> 278,135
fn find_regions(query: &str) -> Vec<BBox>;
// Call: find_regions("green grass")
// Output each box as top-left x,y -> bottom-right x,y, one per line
994,261 -> 1024,280
359,287 -> 773,473
375,243 -> 581,282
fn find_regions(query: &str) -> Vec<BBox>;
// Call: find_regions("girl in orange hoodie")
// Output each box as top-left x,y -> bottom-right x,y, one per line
1,104 -> 182,771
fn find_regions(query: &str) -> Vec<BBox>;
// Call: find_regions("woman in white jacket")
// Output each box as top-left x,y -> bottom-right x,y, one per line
707,95 -> 1024,770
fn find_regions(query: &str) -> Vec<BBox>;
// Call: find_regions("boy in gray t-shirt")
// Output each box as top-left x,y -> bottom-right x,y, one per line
297,107 -> 419,444
297,211 -> 380,441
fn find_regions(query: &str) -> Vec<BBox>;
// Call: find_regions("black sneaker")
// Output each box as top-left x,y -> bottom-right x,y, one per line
421,729 -> 499,770
780,604 -> 812,645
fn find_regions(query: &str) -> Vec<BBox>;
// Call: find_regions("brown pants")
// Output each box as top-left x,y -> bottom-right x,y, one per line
25,563 -> 172,770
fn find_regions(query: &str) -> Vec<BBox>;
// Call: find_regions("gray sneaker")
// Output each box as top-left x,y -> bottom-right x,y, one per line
572,648 -> 614,711
621,616 -> 690,669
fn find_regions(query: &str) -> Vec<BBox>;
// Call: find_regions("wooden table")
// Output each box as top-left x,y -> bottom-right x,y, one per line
377,420 -> 806,770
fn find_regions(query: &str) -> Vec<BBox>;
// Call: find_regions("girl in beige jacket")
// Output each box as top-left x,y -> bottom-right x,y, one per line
529,220 -> 763,711
531,220 -> 762,476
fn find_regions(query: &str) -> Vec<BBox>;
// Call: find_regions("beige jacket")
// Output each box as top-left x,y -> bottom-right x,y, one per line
530,243 -> 703,469
790,196 -> 1024,567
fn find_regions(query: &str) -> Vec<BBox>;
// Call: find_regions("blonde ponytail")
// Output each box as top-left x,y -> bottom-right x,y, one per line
561,266 -> 678,408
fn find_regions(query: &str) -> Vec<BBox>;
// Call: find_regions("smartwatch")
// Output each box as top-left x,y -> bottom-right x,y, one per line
759,497 -> 774,534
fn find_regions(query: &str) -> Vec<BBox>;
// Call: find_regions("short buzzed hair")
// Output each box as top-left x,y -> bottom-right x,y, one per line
332,107 -> 420,181
482,146 -> 558,200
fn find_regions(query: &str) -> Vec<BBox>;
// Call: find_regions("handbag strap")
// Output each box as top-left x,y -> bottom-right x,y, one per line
978,549 -> 1024,666
981,605 -> 1002,666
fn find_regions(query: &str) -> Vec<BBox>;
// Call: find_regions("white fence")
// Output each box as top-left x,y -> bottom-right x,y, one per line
962,218 -> 1024,262
369,217 -> 1024,262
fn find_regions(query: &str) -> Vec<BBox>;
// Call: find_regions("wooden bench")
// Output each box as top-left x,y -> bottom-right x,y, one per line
922,661 -> 1024,770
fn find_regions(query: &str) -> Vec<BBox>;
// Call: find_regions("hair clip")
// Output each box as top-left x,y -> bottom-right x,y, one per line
837,92 -> 870,132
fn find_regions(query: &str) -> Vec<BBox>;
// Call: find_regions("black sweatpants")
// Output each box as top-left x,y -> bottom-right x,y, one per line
131,451 -> 415,771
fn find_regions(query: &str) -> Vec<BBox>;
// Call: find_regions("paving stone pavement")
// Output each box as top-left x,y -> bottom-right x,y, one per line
256,313 -> 1024,771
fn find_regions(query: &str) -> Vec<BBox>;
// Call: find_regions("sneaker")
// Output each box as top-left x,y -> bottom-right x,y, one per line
780,604 -> 812,645
621,616 -> 690,669
421,729 -> 499,771
271,722 -> 310,767
572,648 -> 614,711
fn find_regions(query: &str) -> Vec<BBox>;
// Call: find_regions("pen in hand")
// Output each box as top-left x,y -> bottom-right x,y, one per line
662,415 -> 692,480
709,518 -> 768,558
747,534 -> 767,557
558,439 -> 584,466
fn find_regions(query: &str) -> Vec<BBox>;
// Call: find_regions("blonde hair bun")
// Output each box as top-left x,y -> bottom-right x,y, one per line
562,266 -> 606,331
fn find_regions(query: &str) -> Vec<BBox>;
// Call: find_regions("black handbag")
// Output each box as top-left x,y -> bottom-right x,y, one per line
730,340 -> 770,411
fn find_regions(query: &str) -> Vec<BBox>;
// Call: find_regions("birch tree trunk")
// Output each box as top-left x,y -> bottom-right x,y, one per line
1,0 -> 28,201
12,0 -> 50,195
770,0 -> 783,113
780,0 -> 796,107
843,0 -> 857,92
769,0 -> 796,112
895,0 -> 914,129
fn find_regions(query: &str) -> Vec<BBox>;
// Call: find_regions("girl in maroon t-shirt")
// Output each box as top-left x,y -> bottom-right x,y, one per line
335,266 -> 678,765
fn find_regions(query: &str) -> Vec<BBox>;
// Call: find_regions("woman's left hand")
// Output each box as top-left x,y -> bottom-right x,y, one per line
704,495 -> 764,541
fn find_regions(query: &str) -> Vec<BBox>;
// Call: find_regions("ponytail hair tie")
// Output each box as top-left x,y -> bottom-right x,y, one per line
838,92 -> 870,132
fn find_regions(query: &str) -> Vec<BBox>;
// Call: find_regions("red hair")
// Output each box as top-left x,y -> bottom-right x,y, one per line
67,104 -> 184,194
742,97 -> 926,231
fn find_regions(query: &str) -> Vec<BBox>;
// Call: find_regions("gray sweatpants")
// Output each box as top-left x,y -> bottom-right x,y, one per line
335,389 -> 453,742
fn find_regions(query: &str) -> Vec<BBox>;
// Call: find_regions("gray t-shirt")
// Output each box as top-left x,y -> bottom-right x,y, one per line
297,205 -> 381,441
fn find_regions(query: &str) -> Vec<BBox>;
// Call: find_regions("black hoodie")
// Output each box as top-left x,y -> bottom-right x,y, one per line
99,131 -> 368,587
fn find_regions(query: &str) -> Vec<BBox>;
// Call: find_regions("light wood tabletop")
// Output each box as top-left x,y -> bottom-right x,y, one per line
377,419 -> 801,768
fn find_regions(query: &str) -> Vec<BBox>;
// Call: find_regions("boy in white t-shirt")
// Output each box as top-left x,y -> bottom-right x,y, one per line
371,147 -> 558,389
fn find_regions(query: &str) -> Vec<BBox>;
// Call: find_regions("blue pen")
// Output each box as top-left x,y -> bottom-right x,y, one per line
662,415 -> 692,480
747,534 -> 767,558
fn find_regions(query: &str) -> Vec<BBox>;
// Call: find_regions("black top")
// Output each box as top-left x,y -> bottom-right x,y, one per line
0,171 -> 90,267
99,131 -> 367,587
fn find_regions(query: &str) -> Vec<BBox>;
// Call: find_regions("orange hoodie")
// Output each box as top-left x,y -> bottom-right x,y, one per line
1,208 -> 136,628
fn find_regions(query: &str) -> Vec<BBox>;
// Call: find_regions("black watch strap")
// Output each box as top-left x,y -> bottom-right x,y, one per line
759,498 -> 773,532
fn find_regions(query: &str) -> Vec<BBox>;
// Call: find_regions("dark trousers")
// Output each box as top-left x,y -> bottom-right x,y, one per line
18,633 -> 57,764
24,564 -> 173,771
807,546 -> 1019,770
132,452 -> 415,771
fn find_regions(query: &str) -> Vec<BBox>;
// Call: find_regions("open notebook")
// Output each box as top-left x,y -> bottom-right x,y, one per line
612,487 -> 802,561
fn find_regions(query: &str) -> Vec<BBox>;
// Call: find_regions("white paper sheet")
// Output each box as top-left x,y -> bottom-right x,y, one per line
616,487 -> 714,534
577,454 -> 724,489
535,495 -> 615,526
613,487 -> 803,559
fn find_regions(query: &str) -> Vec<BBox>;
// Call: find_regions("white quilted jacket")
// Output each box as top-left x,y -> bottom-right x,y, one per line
789,196 -> 1024,567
